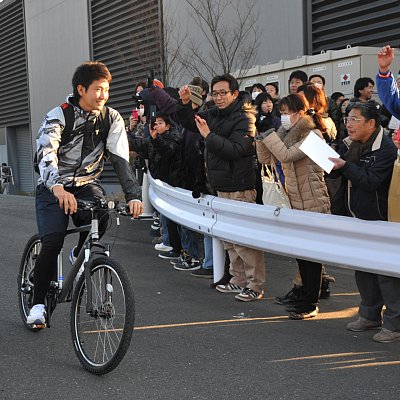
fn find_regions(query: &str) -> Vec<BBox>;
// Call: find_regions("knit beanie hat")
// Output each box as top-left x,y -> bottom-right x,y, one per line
187,85 -> 203,106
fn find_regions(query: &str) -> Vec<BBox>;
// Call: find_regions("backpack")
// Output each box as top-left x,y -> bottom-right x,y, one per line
34,103 -> 110,173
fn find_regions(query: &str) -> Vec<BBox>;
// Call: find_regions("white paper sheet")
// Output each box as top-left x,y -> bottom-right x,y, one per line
299,131 -> 340,173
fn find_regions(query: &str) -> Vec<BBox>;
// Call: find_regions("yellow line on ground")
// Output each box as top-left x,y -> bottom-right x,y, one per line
328,360 -> 400,370
271,351 -> 383,362
133,316 -> 286,331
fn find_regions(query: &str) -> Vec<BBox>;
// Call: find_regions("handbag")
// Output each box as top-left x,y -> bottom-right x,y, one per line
388,157 -> 400,222
261,161 -> 291,209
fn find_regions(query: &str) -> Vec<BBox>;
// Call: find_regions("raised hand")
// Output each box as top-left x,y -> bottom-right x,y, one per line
377,45 -> 395,73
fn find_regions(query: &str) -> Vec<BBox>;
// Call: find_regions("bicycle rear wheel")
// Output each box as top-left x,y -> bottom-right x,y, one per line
17,234 -> 42,331
70,256 -> 135,375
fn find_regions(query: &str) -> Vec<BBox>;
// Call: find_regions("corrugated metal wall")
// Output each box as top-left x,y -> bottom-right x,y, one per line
90,0 -> 163,120
305,0 -> 400,54
0,0 -> 29,127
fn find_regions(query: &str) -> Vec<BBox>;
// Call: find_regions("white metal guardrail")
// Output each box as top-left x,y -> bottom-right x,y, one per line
146,173 -> 400,282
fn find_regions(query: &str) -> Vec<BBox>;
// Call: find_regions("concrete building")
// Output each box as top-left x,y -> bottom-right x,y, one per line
0,0 -> 399,194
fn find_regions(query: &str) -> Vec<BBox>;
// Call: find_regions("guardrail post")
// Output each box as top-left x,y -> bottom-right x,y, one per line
141,170 -> 154,217
212,237 -> 225,283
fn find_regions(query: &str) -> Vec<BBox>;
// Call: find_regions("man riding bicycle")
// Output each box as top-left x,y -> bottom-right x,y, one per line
27,61 -> 143,328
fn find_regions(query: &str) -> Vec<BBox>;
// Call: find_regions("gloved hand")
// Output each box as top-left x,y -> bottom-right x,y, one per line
192,189 -> 201,199
255,128 -> 275,141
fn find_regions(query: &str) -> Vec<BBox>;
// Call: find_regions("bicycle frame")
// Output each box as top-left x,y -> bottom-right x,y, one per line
55,209 -> 110,312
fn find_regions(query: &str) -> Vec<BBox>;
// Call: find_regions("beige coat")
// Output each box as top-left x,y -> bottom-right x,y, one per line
256,115 -> 331,213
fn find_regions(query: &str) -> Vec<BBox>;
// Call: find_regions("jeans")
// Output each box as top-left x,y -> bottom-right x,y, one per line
203,235 -> 213,269
179,226 -> 199,259
159,214 -> 170,246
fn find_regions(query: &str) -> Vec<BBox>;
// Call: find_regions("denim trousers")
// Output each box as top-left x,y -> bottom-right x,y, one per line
159,214 -> 170,246
203,235 -> 213,269
179,226 -> 199,259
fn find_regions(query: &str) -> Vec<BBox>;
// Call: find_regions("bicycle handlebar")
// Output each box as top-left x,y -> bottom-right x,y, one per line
76,199 -> 152,220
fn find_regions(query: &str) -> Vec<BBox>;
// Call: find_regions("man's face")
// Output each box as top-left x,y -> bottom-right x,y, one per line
359,83 -> 374,101
346,108 -> 374,143
211,81 -> 237,109
155,117 -> 169,134
289,78 -> 304,94
78,78 -> 109,112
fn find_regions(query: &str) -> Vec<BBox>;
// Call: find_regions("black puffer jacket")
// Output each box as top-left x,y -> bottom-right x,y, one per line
131,126 -> 182,187
176,99 -> 255,192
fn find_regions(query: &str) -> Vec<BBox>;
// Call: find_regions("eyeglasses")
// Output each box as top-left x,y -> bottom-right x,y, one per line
343,116 -> 365,125
211,90 -> 232,98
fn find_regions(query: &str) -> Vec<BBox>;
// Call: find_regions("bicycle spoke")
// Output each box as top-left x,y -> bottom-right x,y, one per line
71,258 -> 134,373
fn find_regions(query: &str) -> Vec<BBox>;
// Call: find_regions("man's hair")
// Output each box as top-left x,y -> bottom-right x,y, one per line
347,101 -> 379,127
265,82 -> 279,95
72,61 -> 112,99
331,91 -> 344,102
353,77 -> 374,98
210,74 -> 239,93
155,112 -> 171,126
288,70 -> 308,84
309,74 -> 326,86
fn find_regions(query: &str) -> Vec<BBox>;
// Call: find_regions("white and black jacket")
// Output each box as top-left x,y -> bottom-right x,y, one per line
36,96 -> 141,202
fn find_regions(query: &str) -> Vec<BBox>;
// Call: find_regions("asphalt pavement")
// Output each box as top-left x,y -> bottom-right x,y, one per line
0,194 -> 399,400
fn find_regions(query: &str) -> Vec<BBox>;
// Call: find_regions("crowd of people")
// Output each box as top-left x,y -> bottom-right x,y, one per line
28,44 -> 400,344
125,45 -> 400,341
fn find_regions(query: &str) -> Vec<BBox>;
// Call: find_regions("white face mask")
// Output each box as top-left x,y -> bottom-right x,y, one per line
251,91 -> 260,101
313,82 -> 323,90
138,108 -> 145,117
281,114 -> 293,130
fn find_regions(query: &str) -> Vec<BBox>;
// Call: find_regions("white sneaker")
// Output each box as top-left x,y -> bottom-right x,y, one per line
154,243 -> 173,252
69,246 -> 77,265
27,304 -> 46,327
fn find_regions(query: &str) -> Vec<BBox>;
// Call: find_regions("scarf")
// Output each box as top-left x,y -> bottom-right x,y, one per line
343,126 -> 380,163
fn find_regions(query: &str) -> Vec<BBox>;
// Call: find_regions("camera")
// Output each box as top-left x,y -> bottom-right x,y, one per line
131,95 -> 143,109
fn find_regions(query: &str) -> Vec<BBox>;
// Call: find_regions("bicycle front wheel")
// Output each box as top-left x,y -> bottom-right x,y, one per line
17,234 -> 42,332
70,256 -> 135,375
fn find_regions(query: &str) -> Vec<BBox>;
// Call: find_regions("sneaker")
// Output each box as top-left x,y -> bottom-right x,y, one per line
151,221 -> 160,230
170,251 -> 191,266
190,267 -> 213,279
319,278 -> 331,299
174,258 -> 201,271
373,328 -> 400,343
216,283 -> 243,293
158,250 -> 181,260
346,316 -> 382,332
69,246 -> 77,265
154,243 -> 173,252
26,304 -> 46,328
274,285 -> 303,305
289,307 -> 319,320
235,287 -> 263,302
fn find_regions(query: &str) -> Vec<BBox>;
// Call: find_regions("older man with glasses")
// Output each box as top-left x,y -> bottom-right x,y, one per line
329,101 -> 400,343
176,74 -> 266,302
